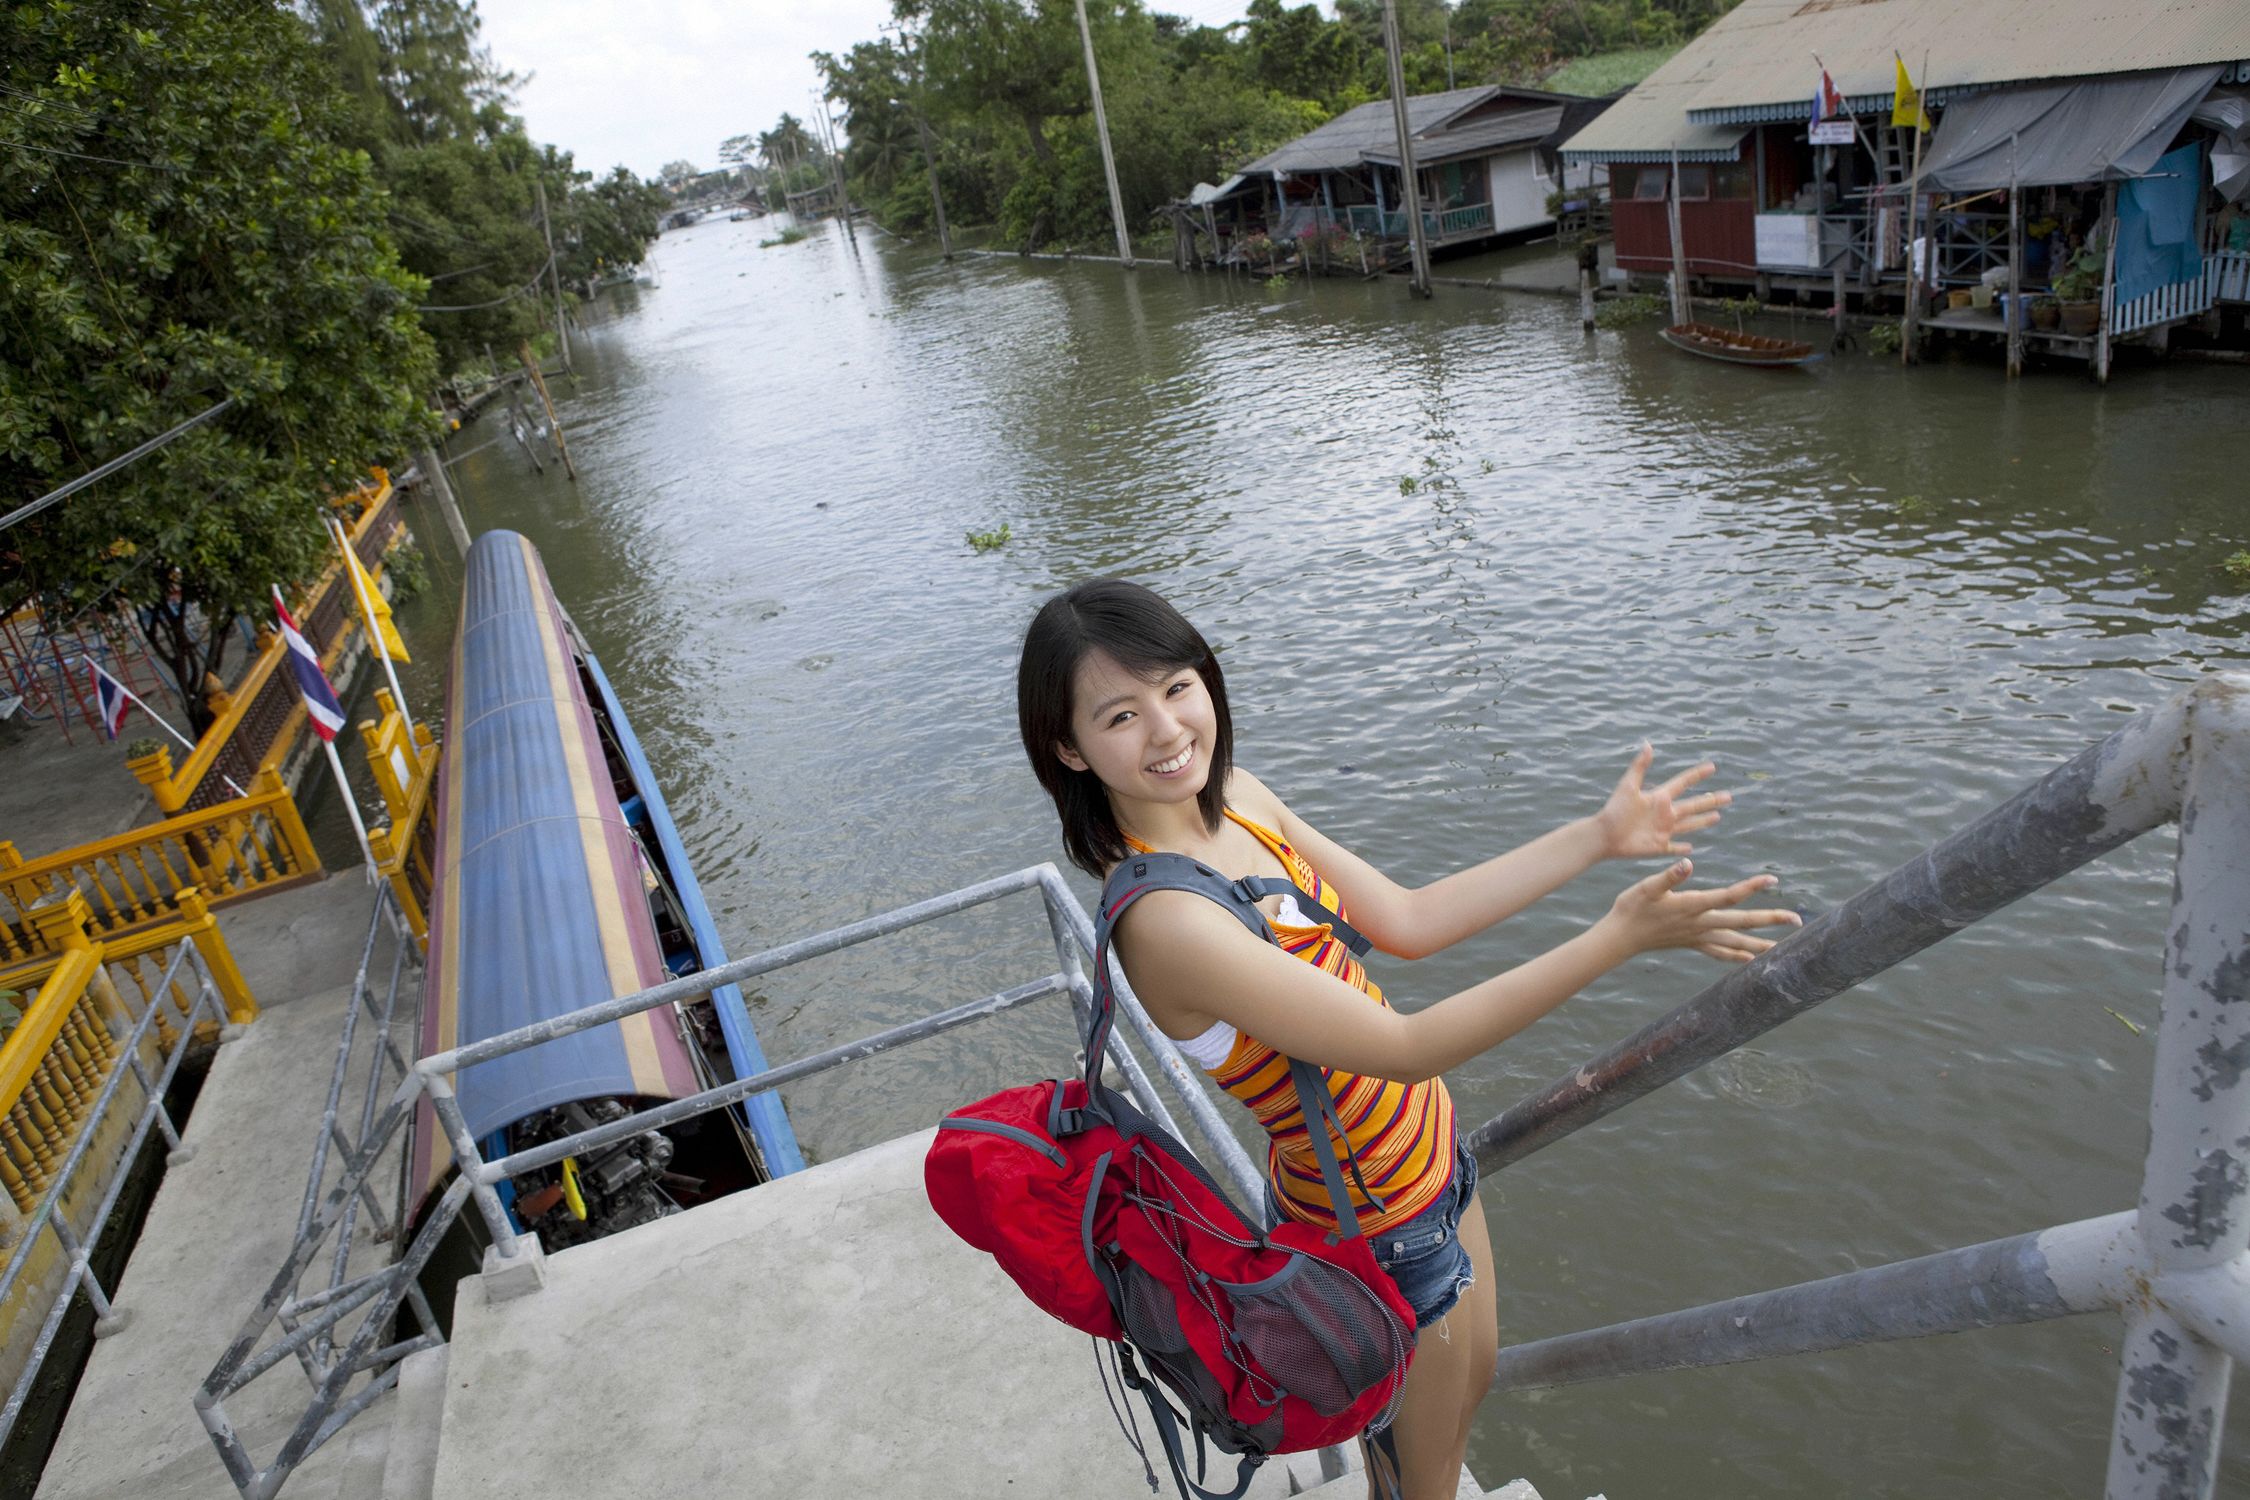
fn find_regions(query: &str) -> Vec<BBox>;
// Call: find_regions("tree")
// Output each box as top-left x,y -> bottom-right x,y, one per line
0,0 -> 439,730
658,159 -> 701,194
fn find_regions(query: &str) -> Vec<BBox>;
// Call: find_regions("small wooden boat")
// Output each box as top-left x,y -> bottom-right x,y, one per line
1660,321 -> 1820,367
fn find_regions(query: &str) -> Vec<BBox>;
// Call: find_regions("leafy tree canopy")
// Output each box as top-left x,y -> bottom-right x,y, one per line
0,0 -> 440,724
815,0 -> 1742,252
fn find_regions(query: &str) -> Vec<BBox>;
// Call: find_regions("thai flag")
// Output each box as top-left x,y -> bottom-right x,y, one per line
88,660 -> 131,740
1811,69 -> 1844,127
273,587 -> 346,742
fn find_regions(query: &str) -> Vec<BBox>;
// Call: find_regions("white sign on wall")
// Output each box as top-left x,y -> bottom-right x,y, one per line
1810,120 -> 1855,146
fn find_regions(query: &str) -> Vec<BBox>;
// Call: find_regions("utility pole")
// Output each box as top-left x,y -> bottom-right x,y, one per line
913,110 -> 954,259
1381,0 -> 1432,297
1073,0 -> 1135,268
814,92 -> 855,236
535,179 -> 571,376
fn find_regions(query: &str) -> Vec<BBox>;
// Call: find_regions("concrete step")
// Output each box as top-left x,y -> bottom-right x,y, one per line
1276,1444 -> 1487,1499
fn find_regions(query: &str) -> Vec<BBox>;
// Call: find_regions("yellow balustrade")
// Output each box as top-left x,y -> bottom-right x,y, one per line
362,689 -> 439,945
134,472 -> 402,816
0,767 -> 320,968
0,890 -> 254,1215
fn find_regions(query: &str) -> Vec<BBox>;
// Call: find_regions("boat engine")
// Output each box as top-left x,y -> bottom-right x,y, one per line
506,1100 -> 680,1249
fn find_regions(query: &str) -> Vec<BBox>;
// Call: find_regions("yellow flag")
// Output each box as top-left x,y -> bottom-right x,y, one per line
1892,56 -> 1932,131
340,526 -> 411,663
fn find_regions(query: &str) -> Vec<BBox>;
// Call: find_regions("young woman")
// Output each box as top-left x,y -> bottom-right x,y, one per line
1017,578 -> 1802,1500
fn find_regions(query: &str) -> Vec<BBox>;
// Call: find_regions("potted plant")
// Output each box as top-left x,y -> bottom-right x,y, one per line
2052,237 -> 2104,336
2031,295 -> 2061,331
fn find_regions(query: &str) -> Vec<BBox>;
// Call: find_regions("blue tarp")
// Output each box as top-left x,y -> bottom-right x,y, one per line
2116,142 -> 2205,306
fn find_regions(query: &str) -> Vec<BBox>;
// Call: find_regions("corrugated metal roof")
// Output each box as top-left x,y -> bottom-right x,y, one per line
1243,86 -> 1502,175
1559,0 -> 2250,154
1366,105 -> 1563,165
1555,57 -> 1748,160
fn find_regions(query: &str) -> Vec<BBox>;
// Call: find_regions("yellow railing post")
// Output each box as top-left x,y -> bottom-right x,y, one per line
127,742 -> 189,819
26,892 -> 93,959
174,887 -> 256,1026
254,767 -> 321,881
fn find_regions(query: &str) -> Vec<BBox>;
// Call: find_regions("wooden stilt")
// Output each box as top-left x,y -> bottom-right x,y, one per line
2096,180 -> 2118,384
2006,159 -> 2024,378
1666,149 -> 1689,325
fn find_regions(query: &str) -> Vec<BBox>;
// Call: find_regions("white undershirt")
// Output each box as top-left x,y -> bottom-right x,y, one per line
1171,891 -> 1314,1070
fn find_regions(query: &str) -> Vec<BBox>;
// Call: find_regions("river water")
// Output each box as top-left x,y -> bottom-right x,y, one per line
399,215 -> 2248,1499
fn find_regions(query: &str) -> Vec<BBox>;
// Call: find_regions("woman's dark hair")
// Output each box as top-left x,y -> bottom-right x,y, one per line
1018,578 -> 1233,877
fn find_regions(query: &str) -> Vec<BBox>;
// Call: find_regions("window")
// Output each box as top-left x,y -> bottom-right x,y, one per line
1712,162 -> 1751,200
1629,166 -> 1670,200
1676,164 -> 1712,200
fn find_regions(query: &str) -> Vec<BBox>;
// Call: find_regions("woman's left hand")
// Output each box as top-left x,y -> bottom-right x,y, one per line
1595,743 -> 1730,859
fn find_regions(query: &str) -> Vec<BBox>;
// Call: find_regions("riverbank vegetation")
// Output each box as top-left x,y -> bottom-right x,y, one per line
0,0 -> 659,725
802,0 -> 1738,253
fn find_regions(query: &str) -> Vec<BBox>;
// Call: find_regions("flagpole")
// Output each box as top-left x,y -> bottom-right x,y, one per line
330,516 -> 413,737
1898,51 -> 1930,366
272,582 -> 380,884
322,736 -> 380,884
82,658 -> 247,797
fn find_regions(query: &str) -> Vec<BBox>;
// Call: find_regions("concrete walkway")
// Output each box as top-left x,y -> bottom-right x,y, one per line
431,1128 -> 1552,1500
35,876 -> 404,1500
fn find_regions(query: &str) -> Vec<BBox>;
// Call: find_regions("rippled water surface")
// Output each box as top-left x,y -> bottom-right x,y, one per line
396,218 -> 2249,1499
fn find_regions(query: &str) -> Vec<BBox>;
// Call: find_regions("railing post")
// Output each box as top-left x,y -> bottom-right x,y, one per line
176,887 -> 258,1027
255,767 -> 321,881
28,891 -> 94,958
2108,683 -> 2250,1500
127,742 -> 189,819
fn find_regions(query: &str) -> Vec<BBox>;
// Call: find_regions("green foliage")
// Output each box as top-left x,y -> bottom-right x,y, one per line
1541,45 -> 1682,96
1594,292 -> 1666,329
816,1 -> 1742,250
125,737 -> 165,760
966,522 -> 1012,552
1866,320 -> 1903,356
2053,234 -> 2106,303
2221,551 -> 2250,587
384,540 -> 431,602
305,0 -> 666,374
760,227 -> 810,248
0,0 -> 441,727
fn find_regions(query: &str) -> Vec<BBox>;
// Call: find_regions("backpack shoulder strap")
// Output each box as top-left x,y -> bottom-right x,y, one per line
1093,853 -> 1383,1240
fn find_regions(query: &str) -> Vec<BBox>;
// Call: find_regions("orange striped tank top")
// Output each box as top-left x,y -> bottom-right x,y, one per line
1123,810 -> 1456,1235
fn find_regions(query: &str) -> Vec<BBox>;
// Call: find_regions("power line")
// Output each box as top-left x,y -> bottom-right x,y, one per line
0,82 -> 101,121
0,397 -> 236,535
416,252 -> 555,312
0,134 -> 181,171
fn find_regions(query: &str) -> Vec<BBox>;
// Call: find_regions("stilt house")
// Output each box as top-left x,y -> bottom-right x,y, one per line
1184,86 -> 1607,266
1558,0 -> 2250,374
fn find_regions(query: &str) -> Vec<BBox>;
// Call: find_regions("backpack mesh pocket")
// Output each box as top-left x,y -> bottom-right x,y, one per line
1115,1258 -> 1284,1452
1221,1254 -> 1413,1419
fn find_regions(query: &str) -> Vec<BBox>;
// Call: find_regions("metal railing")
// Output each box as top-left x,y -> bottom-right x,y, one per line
1468,674 -> 2249,1500
0,891 -> 256,1451
1344,202 -> 1493,242
196,862 -> 1271,1500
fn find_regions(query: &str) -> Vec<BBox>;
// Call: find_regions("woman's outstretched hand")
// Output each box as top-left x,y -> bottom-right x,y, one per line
1595,743 -> 1732,859
1600,859 -> 1802,964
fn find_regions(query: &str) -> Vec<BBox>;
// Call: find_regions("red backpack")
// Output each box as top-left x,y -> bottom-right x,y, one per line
925,855 -> 1417,1499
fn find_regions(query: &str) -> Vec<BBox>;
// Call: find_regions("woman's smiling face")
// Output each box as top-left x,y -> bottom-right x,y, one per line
1056,648 -> 1217,808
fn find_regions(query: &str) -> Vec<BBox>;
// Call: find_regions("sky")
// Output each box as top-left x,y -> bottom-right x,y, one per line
476,1 -> 1261,181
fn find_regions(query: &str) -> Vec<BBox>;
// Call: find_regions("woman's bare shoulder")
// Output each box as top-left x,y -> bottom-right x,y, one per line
1223,766 -> 1289,822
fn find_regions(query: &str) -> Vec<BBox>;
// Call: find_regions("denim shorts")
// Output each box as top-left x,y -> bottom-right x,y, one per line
1269,1136 -> 1480,1332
